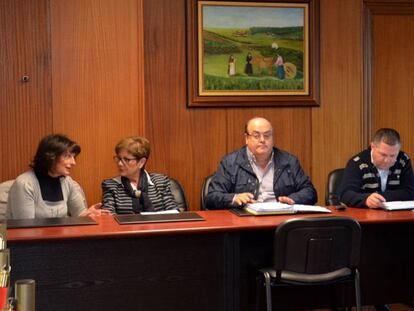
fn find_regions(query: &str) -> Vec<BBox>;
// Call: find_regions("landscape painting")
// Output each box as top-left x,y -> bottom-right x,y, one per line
200,1 -> 308,95
186,0 -> 319,107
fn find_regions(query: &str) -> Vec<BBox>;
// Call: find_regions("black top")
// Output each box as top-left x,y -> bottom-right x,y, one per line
34,171 -> 64,202
340,147 -> 414,207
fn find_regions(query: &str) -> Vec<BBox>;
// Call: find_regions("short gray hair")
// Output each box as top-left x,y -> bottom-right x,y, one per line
372,128 -> 400,146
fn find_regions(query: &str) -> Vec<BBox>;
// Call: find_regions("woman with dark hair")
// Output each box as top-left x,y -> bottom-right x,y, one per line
7,134 -> 106,219
102,136 -> 178,214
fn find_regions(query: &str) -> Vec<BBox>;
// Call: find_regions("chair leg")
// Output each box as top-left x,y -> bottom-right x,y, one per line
263,271 -> 272,311
255,274 -> 264,311
354,269 -> 361,311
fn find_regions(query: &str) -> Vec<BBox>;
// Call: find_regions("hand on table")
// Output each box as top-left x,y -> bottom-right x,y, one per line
277,196 -> 295,205
80,203 -> 112,217
233,193 -> 256,206
365,193 -> 386,209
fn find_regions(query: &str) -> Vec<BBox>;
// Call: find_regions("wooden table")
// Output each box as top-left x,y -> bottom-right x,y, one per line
7,208 -> 414,311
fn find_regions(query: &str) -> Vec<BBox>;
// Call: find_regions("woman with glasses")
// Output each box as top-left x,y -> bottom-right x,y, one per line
7,134 -> 106,219
101,136 -> 178,214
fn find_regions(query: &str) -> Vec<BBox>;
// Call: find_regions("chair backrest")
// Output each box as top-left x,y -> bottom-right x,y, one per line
169,178 -> 188,211
0,180 -> 14,219
325,168 -> 345,205
273,216 -> 361,275
200,174 -> 214,210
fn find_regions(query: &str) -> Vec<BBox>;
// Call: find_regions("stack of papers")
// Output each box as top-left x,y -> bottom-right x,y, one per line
245,202 -> 331,215
245,202 -> 295,215
381,201 -> 414,211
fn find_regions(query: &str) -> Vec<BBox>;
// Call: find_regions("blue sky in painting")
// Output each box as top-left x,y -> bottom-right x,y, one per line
203,6 -> 303,28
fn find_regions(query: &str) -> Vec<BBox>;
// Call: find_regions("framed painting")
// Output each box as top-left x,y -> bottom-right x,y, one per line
186,0 -> 319,107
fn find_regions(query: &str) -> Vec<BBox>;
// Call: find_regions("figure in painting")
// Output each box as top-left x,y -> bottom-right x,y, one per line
244,52 -> 253,75
227,55 -> 236,77
275,54 -> 285,80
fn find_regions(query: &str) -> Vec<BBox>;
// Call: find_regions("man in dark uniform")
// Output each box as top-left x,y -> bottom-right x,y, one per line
340,128 -> 414,209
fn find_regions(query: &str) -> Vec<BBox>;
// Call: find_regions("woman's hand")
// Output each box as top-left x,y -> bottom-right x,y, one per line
80,203 -> 111,217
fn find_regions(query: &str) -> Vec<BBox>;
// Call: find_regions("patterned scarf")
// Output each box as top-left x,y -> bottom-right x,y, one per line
121,171 -> 154,213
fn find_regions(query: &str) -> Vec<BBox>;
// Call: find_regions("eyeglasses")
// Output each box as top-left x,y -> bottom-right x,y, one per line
113,155 -> 138,165
246,131 -> 273,141
61,152 -> 77,161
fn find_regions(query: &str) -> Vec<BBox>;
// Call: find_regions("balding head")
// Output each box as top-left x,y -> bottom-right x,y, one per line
244,117 -> 274,161
245,117 -> 273,135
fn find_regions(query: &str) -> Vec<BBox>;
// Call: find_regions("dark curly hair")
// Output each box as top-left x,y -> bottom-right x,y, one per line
31,134 -> 81,174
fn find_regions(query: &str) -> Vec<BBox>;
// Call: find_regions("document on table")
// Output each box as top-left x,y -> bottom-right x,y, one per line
293,204 -> 331,213
244,202 -> 331,215
140,210 -> 180,215
381,201 -> 414,211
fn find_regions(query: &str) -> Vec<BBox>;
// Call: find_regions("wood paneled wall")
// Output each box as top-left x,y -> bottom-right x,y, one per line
50,0 -> 145,203
2,0 -> 409,210
0,0 -> 145,205
370,8 -> 414,157
0,0 -> 52,179
311,0 -> 363,204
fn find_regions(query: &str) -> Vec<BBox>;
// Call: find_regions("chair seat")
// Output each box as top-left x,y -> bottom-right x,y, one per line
326,168 -> 345,205
0,179 -> 14,218
261,267 -> 352,284
201,174 -> 214,210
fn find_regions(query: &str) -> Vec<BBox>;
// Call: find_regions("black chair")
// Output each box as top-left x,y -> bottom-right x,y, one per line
169,178 -> 188,211
257,216 -> 361,311
326,168 -> 345,206
200,174 -> 214,210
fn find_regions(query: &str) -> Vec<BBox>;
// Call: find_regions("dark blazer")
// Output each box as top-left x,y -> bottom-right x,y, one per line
340,147 -> 414,207
205,146 -> 317,210
102,172 -> 177,214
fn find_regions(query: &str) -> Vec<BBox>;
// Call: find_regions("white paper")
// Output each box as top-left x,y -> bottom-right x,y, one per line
293,204 -> 331,213
382,201 -> 414,211
246,202 -> 293,212
140,210 -> 180,215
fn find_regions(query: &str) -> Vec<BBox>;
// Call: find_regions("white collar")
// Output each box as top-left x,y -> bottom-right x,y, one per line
143,170 -> 154,186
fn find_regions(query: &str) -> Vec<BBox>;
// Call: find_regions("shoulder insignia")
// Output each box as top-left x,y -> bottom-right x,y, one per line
388,180 -> 401,185
362,173 -> 375,179
362,183 -> 379,190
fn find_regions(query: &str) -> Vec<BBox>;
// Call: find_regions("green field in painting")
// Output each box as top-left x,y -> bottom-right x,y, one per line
202,27 -> 305,91
206,28 -> 303,51
204,74 -> 304,91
